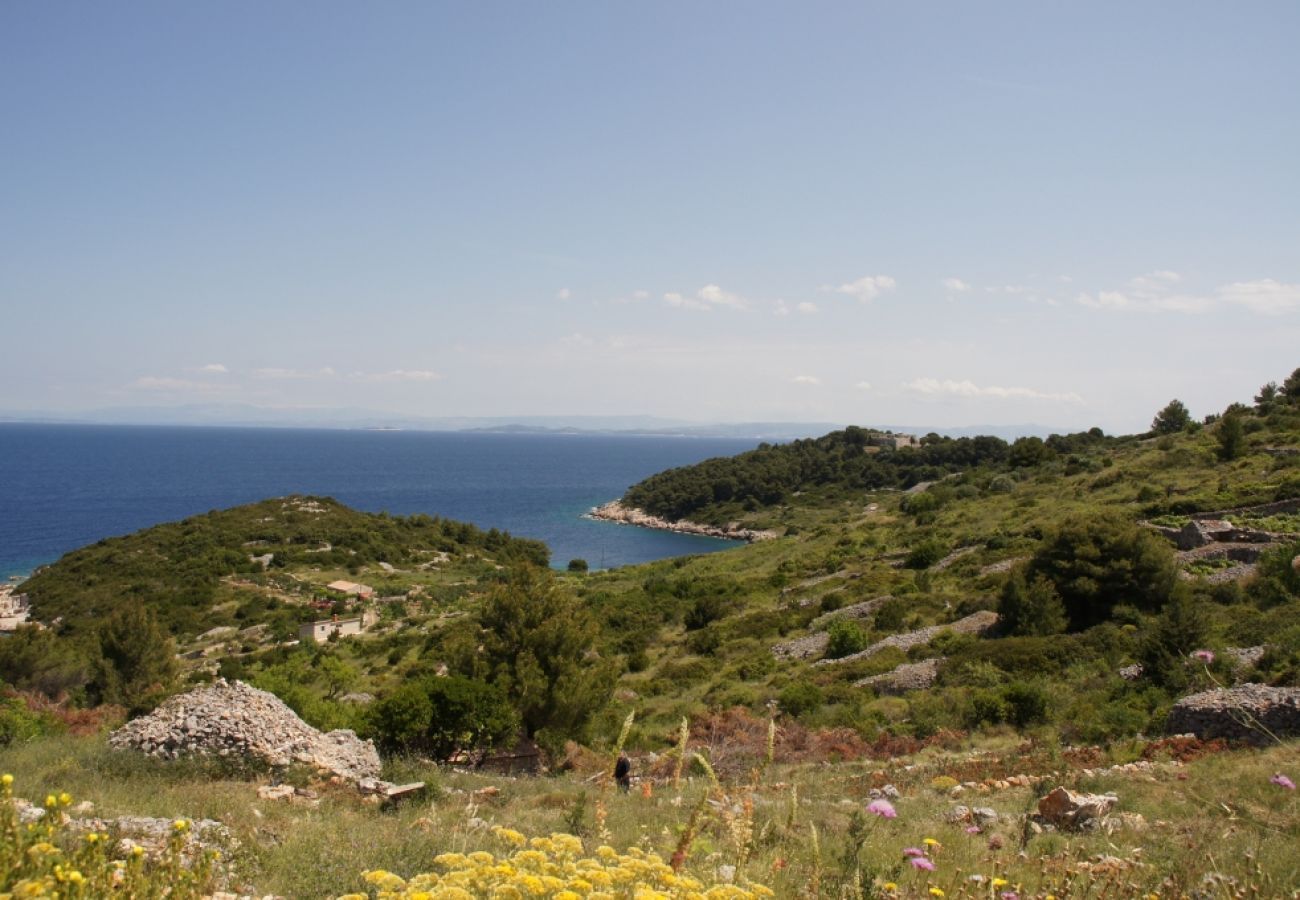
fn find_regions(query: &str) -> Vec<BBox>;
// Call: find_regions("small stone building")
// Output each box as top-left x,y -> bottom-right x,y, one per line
299,615 -> 364,643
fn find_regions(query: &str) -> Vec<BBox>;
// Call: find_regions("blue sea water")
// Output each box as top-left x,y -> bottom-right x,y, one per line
0,424 -> 758,579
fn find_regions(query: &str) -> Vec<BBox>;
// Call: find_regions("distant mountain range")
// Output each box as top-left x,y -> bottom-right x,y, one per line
0,403 -> 1068,441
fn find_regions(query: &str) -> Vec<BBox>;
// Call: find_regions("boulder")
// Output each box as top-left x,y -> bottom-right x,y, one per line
1037,787 -> 1118,830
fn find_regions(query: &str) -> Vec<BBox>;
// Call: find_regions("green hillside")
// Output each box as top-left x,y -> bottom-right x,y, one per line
20,495 -> 548,638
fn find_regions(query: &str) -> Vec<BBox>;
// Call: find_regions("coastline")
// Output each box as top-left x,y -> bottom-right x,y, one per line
586,500 -> 778,543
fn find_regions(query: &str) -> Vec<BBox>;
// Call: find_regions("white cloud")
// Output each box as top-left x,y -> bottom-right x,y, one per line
1218,279 -> 1300,315
792,375 -> 821,386
1130,270 -> 1182,292
774,299 -> 816,316
357,369 -> 442,382
254,367 -> 337,379
632,289 -> 649,300
941,277 -> 971,292
903,377 -> 1084,404
854,381 -> 872,391
1076,270 -> 1218,314
664,284 -> 747,311
830,274 -> 896,303
198,363 -> 228,374
555,288 -> 572,301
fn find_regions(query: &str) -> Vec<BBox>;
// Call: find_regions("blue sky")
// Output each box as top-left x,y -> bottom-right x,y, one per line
3,2 -> 1297,433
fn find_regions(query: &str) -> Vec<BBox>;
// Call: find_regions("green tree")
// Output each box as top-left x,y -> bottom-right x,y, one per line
364,675 -> 518,760
1283,367 -> 1300,404
1255,381 -> 1279,408
1216,407 -> 1245,461
0,626 -> 91,699
92,602 -> 178,714
1008,436 -> 1052,468
998,571 -> 1067,636
1151,399 -> 1192,434
476,568 -> 615,742
1138,590 -> 1209,691
1025,515 -> 1178,630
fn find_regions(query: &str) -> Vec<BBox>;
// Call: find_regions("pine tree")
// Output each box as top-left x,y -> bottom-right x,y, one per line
93,601 -> 178,714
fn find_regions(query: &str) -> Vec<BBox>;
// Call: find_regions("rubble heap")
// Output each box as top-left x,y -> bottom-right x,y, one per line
109,679 -> 381,783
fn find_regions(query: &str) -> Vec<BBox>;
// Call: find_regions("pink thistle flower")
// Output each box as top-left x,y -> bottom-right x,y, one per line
965,825 -> 982,834
903,847 -> 927,858
1191,649 -> 1215,664
1270,773 -> 1296,790
867,799 -> 897,818
1001,893 -> 1020,900
909,856 -> 937,871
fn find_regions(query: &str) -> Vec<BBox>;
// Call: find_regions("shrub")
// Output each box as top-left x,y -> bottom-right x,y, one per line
364,675 -> 518,760
1025,515 -> 1179,630
998,571 -> 1067,636
779,681 -> 824,717
904,538 -> 949,570
824,619 -> 869,659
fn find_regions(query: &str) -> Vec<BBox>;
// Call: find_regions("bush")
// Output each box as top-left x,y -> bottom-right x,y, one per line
779,681 -> 824,717
904,538 -> 949,570
1025,515 -> 1178,630
824,619 -> 869,659
998,572 -> 1067,636
364,675 -> 518,760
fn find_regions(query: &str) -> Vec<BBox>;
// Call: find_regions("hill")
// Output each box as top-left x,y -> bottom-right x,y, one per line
20,495 -> 548,638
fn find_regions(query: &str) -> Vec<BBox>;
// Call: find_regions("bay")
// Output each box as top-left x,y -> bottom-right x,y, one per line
0,423 -> 757,578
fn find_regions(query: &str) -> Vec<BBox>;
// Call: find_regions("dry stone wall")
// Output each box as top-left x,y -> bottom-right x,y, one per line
1166,684 -> 1300,744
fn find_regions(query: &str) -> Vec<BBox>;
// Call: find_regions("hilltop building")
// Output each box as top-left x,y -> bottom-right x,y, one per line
298,608 -> 378,644
326,580 -> 375,599
0,589 -> 32,631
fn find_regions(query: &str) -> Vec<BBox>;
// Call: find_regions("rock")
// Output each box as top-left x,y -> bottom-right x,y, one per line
1167,684 -> 1300,743
945,805 -> 972,824
814,611 -> 1000,667
472,786 -> 500,801
1037,787 -> 1119,830
588,501 -> 777,543
109,679 -> 382,784
855,657 -> 942,693
973,807 -> 998,825
257,785 -> 296,801
771,631 -> 830,661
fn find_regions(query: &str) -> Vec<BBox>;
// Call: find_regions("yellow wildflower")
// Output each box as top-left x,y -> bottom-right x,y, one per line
923,837 -> 941,847
883,884 -> 898,893
2,773 -> 13,786
493,826 -> 528,847
992,877 -> 1008,888
929,889 -> 945,898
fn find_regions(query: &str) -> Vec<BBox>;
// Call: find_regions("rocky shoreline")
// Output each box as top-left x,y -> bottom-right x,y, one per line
587,500 -> 777,543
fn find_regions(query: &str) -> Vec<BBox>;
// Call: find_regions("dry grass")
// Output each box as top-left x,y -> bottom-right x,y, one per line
2,730 -> 1298,898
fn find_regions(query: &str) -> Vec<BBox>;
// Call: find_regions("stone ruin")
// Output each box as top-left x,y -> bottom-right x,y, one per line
109,678 -> 382,784
1166,683 -> 1300,744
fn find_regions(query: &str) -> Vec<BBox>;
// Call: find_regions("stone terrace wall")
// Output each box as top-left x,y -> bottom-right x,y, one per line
1166,684 -> 1300,744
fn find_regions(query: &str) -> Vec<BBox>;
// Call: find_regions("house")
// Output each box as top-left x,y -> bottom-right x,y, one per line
0,589 -> 31,631
326,580 -> 375,599
299,615 -> 364,643
865,431 -> 920,451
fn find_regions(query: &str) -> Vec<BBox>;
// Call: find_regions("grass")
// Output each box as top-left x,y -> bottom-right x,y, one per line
2,730 -> 1297,898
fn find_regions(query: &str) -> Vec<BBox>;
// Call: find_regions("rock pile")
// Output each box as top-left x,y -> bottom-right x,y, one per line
1166,684 -> 1300,744
855,657 -> 942,693
109,679 -> 382,783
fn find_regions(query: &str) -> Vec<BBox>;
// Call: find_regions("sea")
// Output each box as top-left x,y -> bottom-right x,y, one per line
0,423 -> 759,580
